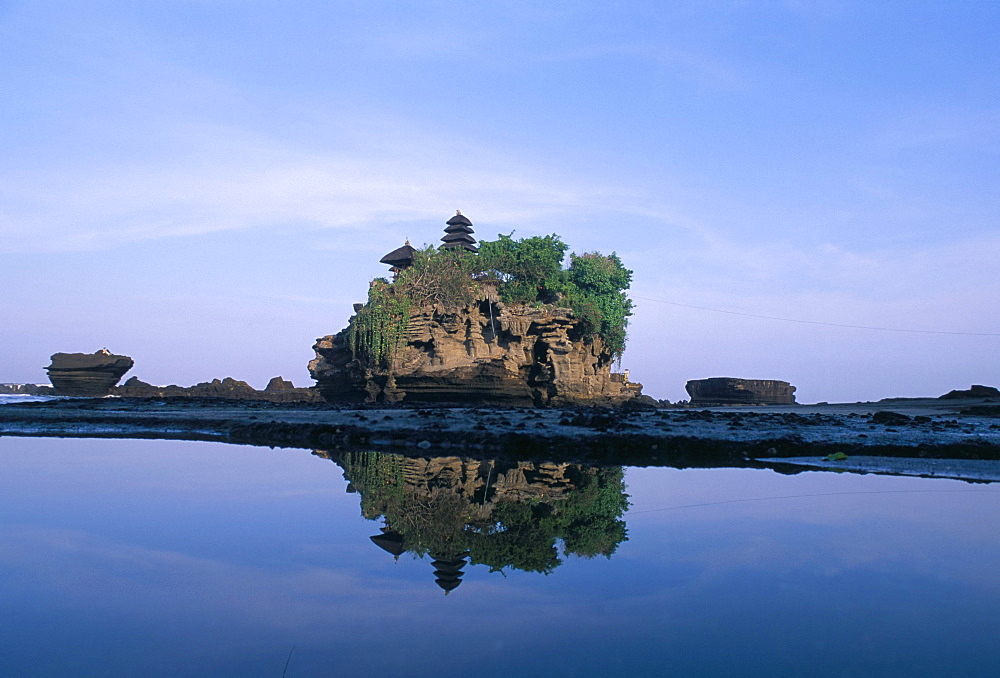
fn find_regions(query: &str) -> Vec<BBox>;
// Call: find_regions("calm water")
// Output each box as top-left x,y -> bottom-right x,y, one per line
2,437 -> 999,677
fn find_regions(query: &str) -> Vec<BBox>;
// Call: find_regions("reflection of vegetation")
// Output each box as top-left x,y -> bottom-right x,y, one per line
325,450 -> 629,578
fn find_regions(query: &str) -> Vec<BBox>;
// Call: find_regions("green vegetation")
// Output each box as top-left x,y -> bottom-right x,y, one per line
349,234 -> 633,363
348,278 -> 412,365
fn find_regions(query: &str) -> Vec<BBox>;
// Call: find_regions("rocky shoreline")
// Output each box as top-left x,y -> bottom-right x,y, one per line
1,397 -> 998,479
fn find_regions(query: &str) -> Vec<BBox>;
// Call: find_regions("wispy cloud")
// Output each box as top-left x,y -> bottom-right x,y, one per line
0,114 -> 640,253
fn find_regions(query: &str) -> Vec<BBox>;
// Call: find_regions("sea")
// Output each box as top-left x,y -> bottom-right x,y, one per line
0,394 -> 59,404
1,436 -> 999,677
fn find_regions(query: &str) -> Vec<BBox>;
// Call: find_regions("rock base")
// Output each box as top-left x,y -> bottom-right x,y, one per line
310,298 -> 642,407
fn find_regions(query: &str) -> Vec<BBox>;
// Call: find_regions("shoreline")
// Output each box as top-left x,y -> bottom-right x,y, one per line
1,397 -> 998,481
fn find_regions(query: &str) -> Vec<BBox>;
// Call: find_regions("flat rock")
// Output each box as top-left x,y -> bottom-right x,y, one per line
46,350 -> 133,396
686,377 -> 796,405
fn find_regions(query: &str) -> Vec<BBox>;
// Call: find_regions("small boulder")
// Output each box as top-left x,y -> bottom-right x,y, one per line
871,411 -> 911,425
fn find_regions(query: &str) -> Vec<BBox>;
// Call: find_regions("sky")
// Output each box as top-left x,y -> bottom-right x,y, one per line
1,0 -> 997,403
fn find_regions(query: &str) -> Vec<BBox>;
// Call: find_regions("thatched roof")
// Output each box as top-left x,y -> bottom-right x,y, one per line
446,212 -> 473,227
379,242 -> 416,268
440,211 -> 478,252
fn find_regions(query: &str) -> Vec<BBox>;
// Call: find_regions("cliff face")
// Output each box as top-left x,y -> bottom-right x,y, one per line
310,298 -> 638,406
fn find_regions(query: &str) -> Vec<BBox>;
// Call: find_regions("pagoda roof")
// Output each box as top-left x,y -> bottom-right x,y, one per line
441,232 -> 477,244
440,211 -> 477,252
370,529 -> 405,556
446,212 -> 473,227
379,242 -> 416,268
439,241 -> 479,253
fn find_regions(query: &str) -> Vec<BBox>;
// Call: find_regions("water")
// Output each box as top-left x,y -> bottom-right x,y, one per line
1,436 -> 999,677
0,394 -> 59,404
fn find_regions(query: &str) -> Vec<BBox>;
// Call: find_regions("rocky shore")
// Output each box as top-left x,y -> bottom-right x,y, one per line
114,376 -> 322,402
1,396 -> 998,479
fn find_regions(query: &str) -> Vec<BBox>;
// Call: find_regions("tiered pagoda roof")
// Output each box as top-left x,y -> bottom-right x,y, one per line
379,239 -> 416,271
431,552 -> 470,594
440,211 -> 478,253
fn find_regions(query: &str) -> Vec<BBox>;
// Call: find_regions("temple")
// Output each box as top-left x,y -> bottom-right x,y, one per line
378,211 -> 479,276
313,211 -> 645,406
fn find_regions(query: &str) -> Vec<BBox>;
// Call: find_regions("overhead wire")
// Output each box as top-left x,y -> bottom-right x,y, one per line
632,296 -> 1000,337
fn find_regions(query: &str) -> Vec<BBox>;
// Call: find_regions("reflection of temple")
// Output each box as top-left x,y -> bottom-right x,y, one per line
369,526 -> 470,594
315,450 -> 629,593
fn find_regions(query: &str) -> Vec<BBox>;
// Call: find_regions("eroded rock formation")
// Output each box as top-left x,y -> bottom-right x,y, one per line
46,350 -> 134,396
114,376 -> 321,402
685,377 -> 796,406
310,298 -> 641,406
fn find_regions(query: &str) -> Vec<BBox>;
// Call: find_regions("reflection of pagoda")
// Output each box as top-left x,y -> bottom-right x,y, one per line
370,525 -> 470,594
431,552 -> 470,593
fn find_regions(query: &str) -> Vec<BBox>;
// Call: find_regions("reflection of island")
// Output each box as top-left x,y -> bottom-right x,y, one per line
314,450 -> 629,592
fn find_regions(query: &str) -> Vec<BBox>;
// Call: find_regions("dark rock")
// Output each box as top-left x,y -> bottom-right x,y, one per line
621,395 -> 660,411
114,375 -> 322,403
0,383 -> 53,395
685,377 -> 796,406
961,405 -> 1000,417
46,350 -> 133,396
265,376 -> 295,392
940,385 -> 1000,400
871,411 -> 911,425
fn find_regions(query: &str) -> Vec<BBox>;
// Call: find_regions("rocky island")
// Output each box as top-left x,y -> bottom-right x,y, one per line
310,213 -> 644,407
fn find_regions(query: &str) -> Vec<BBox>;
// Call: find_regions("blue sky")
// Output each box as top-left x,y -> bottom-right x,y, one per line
1,1 -> 997,402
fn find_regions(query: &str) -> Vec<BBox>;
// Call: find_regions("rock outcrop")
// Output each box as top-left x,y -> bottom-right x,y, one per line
310,298 -> 641,406
114,376 -> 322,402
0,383 -> 53,395
939,385 -> 1000,400
46,350 -> 134,396
685,377 -> 796,406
